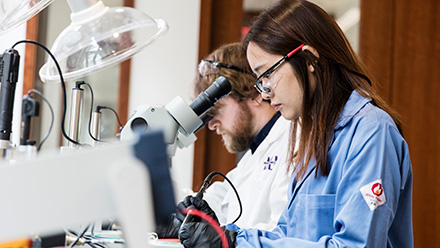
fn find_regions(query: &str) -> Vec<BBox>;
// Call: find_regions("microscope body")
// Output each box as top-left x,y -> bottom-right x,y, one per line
120,96 -> 201,156
121,76 -> 231,157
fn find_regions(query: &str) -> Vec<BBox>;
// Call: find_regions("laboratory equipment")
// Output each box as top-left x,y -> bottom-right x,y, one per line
0,48 -> 20,157
0,131 -> 177,248
0,0 -> 54,35
120,76 -> 232,156
39,0 -> 168,83
20,94 -> 39,146
0,0 -> 168,83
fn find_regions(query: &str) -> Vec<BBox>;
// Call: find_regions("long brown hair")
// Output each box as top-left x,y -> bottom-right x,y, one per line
243,0 -> 402,179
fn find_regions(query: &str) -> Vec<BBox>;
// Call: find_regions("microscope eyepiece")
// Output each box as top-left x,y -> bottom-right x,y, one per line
189,76 -> 231,117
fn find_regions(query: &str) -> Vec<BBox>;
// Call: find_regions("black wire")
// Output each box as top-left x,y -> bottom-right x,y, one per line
12,40 -> 81,145
106,219 -> 115,230
88,242 -> 106,248
66,228 -> 107,248
66,228 -> 79,237
68,226 -> 123,248
26,89 -> 54,151
68,223 -> 91,248
98,106 -> 124,131
81,82 -> 105,143
197,171 -> 242,224
90,222 -> 96,237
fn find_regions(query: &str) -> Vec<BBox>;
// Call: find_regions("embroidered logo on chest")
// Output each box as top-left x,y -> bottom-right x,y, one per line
263,156 -> 278,170
360,179 -> 386,211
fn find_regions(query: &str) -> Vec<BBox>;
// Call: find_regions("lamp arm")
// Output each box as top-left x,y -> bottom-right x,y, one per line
66,0 -> 98,13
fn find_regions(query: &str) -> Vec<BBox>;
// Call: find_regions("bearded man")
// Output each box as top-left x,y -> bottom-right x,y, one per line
157,43 -> 292,238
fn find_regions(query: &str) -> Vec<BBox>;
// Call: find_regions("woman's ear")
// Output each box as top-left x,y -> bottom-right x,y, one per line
302,45 -> 319,73
302,45 -> 319,58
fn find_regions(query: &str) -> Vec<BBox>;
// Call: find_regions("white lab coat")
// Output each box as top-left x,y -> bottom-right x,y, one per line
203,116 -> 292,231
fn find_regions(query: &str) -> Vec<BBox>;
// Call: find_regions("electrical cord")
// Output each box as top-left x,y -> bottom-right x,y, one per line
97,106 -> 124,132
67,225 -> 126,247
66,228 -> 108,248
196,171 -> 242,224
26,89 -> 54,151
78,81 -> 108,144
106,219 -> 116,231
68,223 -> 91,248
12,40 -> 82,146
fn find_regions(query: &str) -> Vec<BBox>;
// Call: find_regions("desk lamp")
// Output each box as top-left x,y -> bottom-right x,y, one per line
39,0 -> 168,83
0,0 -> 54,35
0,0 -> 167,151
1,0 -> 167,82
37,0 -> 167,147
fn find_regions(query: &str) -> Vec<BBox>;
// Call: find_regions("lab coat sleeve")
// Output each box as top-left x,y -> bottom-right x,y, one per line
234,119 -> 411,247
328,121 -> 412,247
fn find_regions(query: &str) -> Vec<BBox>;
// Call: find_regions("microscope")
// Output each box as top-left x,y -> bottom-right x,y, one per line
120,76 -> 231,156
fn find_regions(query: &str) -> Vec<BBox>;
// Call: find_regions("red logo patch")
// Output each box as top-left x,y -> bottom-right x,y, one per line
371,183 -> 383,196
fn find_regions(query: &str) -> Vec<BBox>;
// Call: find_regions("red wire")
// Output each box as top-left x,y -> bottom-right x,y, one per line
182,208 -> 229,248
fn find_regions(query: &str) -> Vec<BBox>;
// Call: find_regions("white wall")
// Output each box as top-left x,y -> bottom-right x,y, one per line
131,0 -> 201,192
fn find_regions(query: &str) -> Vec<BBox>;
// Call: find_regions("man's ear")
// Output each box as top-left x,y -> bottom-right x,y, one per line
252,94 -> 264,105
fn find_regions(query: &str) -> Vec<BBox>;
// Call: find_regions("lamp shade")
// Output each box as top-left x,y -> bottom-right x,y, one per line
0,0 -> 54,35
39,1 -> 168,83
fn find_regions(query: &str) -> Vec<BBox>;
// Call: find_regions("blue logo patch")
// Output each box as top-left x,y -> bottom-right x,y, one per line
263,156 -> 278,170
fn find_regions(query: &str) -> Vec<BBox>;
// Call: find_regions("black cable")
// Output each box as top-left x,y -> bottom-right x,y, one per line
87,242 -> 106,248
90,222 -> 96,237
106,219 -> 116,230
68,223 -> 91,248
12,40 -> 81,145
66,228 -> 106,248
196,171 -> 242,224
66,228 -> 79,237
97,106 -> 124,132
67,226 -> 124,248
26,89 -> 54,151
80,81 -> 106,143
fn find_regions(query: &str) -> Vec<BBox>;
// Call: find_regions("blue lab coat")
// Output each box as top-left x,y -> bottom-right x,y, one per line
227,90 -> 413,247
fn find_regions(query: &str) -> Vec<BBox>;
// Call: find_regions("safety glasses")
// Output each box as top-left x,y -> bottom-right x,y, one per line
254,44 -> 305,95
198,59 -> 249,77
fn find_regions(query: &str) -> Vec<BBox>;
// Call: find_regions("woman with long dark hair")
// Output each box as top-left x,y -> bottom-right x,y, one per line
179,0 -> 413,247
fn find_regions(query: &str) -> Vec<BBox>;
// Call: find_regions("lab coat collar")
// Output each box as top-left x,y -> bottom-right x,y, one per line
249,112 -> 282,154
334,90 -> 372,130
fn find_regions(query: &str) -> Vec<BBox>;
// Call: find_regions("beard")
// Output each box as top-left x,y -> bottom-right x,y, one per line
222,103 -> 254,154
